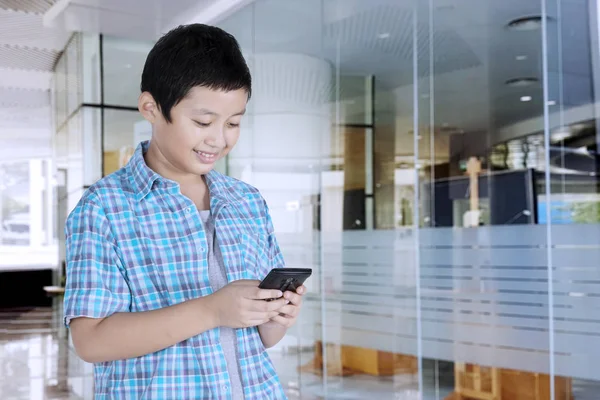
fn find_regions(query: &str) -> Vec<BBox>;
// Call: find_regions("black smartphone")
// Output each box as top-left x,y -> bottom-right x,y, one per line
259,268 -> 312,295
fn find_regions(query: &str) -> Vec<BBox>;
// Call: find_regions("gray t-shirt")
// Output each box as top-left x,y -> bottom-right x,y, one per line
199,210 -> 244,399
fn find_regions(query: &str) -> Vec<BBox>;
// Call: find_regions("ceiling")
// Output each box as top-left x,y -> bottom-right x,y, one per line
0,0 -> 71,159
43,0 -> 227,41
1,0 -> 594,161
217,0 -> 594,143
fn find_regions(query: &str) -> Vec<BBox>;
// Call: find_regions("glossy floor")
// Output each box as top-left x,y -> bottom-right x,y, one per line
0,306 -> 437,400
2,307 -> 598,399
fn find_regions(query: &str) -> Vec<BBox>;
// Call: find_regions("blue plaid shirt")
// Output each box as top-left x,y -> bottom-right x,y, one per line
63,141 -> 287,399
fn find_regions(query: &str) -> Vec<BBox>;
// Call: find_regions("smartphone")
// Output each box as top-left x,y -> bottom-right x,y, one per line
259,268 -> 312,296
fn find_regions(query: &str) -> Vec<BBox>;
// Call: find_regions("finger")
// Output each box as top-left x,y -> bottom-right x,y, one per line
270,315 -> 294,328
250,297 -> 287,312
276,304 -> 298,318
251,288 -> 284,301
296,285 -> 307,295
283,291 -> 302,306
234,279 -> 261,287
263,298 -> 289,312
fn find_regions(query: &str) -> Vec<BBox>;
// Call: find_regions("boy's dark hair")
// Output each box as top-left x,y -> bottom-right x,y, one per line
141,24 -> 252,123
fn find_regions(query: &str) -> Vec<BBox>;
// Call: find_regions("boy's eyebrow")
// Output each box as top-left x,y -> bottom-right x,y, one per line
192,108 -> 247,117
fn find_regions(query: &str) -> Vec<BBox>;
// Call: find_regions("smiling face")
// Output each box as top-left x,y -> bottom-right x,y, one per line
139,86 -> 248,183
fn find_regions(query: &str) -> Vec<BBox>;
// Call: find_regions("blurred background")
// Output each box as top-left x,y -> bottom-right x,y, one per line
1,0 -> 600,399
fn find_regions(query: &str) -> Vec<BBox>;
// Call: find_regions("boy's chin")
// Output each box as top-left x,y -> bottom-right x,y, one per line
188,163 -> 216,176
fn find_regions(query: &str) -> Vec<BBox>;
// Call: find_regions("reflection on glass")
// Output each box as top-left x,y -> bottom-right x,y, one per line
61,0 -> 600,398
103,109 -> 148,176
0,161 -> 30,246
102,36 -> 154,107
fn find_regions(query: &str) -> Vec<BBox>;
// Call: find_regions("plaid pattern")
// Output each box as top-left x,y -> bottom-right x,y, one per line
63,141 -> 287,399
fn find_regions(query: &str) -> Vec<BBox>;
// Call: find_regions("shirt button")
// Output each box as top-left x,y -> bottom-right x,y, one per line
185,207 -> 191,213
223,385 -> 229,391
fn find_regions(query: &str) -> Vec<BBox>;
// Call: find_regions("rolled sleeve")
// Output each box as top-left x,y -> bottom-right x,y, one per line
63,200 -> 131,326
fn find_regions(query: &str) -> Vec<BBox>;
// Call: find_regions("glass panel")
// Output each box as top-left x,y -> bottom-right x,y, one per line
82,107 -> 102,186
67,111 -> 84,213
54,51 -> 68,130
102,36 -> 154,107
0,161 -> 30,247
546,0 -> 600,397
419,0 -> 549,398
326,0 -> 418,397
338,75 -> 373,126
82,33 -> 101,105
103,109 -> 147,176
219,1 -> 327,396
66,33 -> 82,117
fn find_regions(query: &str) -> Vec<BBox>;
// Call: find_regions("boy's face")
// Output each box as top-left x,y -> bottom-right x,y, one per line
140,86 -> 247,177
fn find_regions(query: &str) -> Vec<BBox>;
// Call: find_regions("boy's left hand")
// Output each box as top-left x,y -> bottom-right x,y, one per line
268,285 -> 306,328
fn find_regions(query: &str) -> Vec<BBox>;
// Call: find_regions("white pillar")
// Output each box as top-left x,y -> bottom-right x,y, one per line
229,53 -> 332,234
29,159 -> 43,247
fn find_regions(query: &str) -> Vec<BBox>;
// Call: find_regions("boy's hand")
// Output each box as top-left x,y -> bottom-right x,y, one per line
209,280 -> 288,329
266,285 -> 306,328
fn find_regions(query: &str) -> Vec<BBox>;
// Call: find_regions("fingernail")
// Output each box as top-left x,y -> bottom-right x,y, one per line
277,291 -> 283,297
286,300 -> 290,304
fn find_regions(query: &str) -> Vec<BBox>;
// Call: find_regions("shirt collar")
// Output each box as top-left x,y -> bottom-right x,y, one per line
128,140 -> 246,205
129,141 -> 161,201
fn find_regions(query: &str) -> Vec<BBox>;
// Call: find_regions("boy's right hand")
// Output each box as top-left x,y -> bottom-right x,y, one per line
208,280 -> 289,329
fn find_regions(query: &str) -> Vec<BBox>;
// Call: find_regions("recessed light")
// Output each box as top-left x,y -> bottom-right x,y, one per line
125,64 -> 132,69
547,100 -> 556,106
505,77 -> 538,87
520,96 -> 532,102
377,33 -> 390,39
506,16 -> 545,31
516,55 -> 528,61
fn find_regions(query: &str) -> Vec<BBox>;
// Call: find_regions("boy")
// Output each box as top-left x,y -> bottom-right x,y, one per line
63,24 -> 305,399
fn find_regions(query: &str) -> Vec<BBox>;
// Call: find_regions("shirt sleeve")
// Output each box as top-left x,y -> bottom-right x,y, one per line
63,199 -> 131,326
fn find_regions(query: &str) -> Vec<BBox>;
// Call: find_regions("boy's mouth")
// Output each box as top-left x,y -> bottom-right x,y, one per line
194,149 -> 218,163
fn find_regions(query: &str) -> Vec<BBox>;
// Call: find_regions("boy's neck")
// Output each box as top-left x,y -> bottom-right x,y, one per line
144,141 -> 210,209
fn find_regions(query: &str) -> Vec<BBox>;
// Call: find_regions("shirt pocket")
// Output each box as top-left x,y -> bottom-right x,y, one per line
238,232 -> 269,280
127,233 -> 208,311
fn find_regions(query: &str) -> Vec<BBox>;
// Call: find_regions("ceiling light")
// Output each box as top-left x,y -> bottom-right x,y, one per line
506,16 -> 545,31
551,126 -> 571,141
505,77 -> 538,87
377,33 -> 390,39
520,96 -> 532,102
547,100 -> 556,106
552,131 -> 570,141
516,55 -> 528,61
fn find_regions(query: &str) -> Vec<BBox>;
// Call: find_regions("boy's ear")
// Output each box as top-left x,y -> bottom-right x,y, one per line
138,92 -> 158,123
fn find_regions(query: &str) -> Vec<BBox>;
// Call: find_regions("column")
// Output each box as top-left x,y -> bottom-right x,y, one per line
229,53 -> 332,233
29,159 -> 43,247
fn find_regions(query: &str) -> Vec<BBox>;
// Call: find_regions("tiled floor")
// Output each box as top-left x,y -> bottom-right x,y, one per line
0,306 -> 443,400
0,307 -> 79,400
3,306 -> 599,399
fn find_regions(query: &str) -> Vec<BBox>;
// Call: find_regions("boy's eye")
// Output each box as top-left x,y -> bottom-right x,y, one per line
194,121 -> 211,127
228,122 -> 240,128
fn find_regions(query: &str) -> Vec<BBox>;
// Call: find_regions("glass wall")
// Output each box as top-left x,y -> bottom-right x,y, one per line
54,0 -> 600,397
213,0 -> 600,398
0,158 -> 57,270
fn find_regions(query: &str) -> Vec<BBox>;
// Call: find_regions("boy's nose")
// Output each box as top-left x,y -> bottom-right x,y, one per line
204,128 -> 226,148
